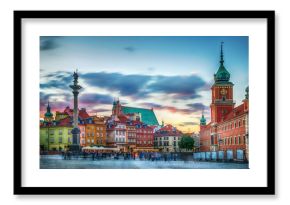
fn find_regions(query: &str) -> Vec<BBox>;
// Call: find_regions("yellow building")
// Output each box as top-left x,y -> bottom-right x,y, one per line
40,118 -> 73,151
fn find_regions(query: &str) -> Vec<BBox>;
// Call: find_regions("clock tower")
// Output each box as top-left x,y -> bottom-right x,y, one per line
210,42 -> 235,123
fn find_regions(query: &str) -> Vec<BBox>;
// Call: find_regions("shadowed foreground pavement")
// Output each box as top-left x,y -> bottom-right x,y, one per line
40,155 -> 249,169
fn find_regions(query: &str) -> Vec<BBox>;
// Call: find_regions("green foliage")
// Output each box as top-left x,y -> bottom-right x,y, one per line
178,135 -> 194,151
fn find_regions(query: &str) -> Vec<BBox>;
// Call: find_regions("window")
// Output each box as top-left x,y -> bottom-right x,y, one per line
91,139 -> 94,143
238,136 -> 241,145
239,121 -> 241,127
58,129 -> 63,135
82,133 -> 84,137
210,135 -> 215,145
49,137 -> 54,143
233,136 -> 236,145
49,129 -> 55,135
87,139 -> 90,143
68,137 -> 72,143
58,137 -> 62,143
68,129 -> 72,135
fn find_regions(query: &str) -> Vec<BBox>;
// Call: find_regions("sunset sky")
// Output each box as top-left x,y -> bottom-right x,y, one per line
40,36 -> 248,133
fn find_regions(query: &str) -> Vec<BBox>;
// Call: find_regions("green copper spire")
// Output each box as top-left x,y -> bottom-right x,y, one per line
220,41 -> 224,65
214,42 -> 231,83
245,86 -> 249,99
200,110 -> 206,126
44,101 -> 53,118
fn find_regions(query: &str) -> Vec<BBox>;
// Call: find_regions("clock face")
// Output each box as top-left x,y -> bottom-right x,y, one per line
220,88 -> 227,95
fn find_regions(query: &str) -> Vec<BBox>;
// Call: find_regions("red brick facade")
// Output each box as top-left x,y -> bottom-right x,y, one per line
199,44 -> 249,160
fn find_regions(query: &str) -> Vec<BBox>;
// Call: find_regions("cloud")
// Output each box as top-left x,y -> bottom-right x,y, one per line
124,46 -> 136,52
178,122 -> 199,127
81,72 -> 207,101
139,102 -> 163,109
147,75 -> 206,99
40,71 -> 73,90
147,67 -> 155,72
40,37 -> 61,51
79,93 -> 113,105
40,92 -> 72,114
186,103 -> 208,111
150,105 -> 194,115
81,72 -> 151,97
40,71 -> 209,116
90,108 -> 111,113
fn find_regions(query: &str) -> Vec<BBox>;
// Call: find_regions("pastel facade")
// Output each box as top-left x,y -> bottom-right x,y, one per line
40,120 -> 73,151
154,124 -> 182,152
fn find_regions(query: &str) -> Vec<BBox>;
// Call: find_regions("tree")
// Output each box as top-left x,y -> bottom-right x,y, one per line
179,135 -> 195,151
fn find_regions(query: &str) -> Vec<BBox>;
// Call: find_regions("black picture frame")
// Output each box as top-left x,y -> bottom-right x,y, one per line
14,10 -> 275,195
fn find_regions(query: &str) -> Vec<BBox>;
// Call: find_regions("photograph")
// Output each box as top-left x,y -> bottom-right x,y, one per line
39,36 -> 249,169
14,10 -> 274,195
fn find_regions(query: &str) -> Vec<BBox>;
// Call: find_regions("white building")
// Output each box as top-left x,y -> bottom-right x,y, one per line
154,124 -> 182,152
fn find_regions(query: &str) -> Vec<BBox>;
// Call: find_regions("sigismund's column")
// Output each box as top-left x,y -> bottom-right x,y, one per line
69,70 -> 82,152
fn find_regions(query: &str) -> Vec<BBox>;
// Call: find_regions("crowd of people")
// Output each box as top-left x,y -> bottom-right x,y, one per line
62,151 -> 181,161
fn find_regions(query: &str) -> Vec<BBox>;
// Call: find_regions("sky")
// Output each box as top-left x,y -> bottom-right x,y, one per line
40,36 -> 248,133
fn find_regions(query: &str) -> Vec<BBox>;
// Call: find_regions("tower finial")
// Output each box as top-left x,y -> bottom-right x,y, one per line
220,41 -> 224,65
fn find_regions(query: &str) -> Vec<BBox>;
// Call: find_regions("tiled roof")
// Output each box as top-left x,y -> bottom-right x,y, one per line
154,124 -> 182,137
40,117 -> 73,128
79,109 -> 90,119
117,114 -> 128,123
121,106 -> 159,126
58,117 -> 72,126
63,106 -> 73,116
